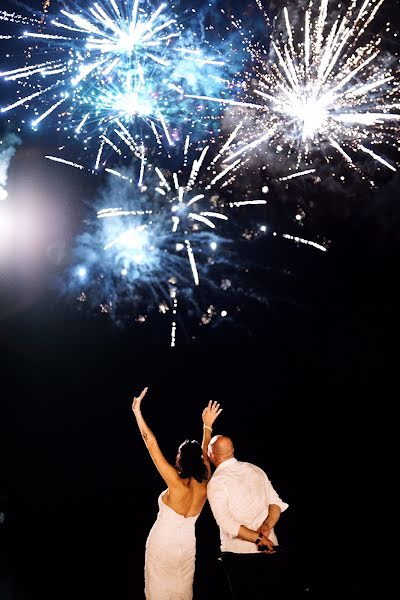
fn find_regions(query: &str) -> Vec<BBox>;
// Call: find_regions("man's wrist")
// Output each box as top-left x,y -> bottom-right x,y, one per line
255,535 -> 262,545
203,425 -> 212,432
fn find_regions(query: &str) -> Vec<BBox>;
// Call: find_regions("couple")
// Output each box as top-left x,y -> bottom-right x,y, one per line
132,387 -> 289,600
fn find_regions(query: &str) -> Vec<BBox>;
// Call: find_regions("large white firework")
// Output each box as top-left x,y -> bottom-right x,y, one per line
187,0 -> 400,183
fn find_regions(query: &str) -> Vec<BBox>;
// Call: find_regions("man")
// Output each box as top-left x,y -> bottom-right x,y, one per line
207,435 -> 289,599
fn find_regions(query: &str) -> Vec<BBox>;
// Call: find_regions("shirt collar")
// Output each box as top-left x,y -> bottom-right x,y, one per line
214,457 -> 237,473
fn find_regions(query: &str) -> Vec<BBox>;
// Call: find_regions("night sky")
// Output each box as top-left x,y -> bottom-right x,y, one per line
1,1 -> 399,598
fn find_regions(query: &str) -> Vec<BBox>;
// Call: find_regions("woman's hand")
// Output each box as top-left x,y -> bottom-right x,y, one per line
202,400 -> 223,429
132,387 -> 148,416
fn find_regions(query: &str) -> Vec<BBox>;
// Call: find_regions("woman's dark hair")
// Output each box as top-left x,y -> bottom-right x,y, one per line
175,439 -> 208,483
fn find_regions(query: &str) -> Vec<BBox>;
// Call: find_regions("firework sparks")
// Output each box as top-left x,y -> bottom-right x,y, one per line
95,132 -> 258,285
187,0 -> 400,183
278,232 -> 328,252
65,182 -> 229,347
55,131 -> 267,345
0,1 -> 223,161
278,169 -> 316,181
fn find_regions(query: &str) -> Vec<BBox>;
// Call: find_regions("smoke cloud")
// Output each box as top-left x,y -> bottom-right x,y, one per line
0,132 -> 21,200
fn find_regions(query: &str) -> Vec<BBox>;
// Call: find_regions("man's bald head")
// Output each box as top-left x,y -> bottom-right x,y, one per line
208,435 -> 234,466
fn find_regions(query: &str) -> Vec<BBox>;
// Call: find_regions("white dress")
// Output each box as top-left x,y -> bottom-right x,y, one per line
144,490 -> 200,600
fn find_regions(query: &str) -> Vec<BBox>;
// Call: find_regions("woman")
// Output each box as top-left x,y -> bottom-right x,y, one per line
131,387 -> 222,600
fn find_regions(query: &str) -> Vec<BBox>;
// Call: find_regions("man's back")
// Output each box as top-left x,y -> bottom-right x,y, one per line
207,457 -> 288,552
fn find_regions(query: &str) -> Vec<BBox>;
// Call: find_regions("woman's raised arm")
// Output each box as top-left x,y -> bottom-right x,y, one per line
132,387 -> 179,486
201,400 -> 223,478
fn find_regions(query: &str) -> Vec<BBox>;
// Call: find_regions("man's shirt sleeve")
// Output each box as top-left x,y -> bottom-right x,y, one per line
264,471 -> 289,512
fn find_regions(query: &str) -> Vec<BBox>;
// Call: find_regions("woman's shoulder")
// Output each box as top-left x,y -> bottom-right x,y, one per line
169,476 -> 207,495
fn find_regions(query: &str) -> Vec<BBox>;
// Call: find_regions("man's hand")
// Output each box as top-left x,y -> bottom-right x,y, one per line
132,387 -> 148,415
260,523 -> 272,540
202,400 -> 223,428
257,533 -> 276,554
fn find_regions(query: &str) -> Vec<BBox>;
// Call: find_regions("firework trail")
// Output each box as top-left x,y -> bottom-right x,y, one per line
279,232 -> 328,252
187,0 -> 400,184
0,1 -> 224,163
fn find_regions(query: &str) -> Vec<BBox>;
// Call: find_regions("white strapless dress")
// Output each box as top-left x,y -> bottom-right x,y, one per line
144,490 -> 200,600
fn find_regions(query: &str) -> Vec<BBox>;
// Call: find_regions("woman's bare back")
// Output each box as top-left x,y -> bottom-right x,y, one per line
163,478 -> 208,518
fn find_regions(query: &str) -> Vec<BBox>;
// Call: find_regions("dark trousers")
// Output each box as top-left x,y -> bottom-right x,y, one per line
220,550 -> 289,599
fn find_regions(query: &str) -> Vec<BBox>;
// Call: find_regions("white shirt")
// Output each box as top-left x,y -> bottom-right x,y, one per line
207,457 -> 289,553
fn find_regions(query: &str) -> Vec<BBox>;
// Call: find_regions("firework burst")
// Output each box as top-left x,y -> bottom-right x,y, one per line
0,1 -> 223,161
187,0 -> 400,184
56,131 -> 267,345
